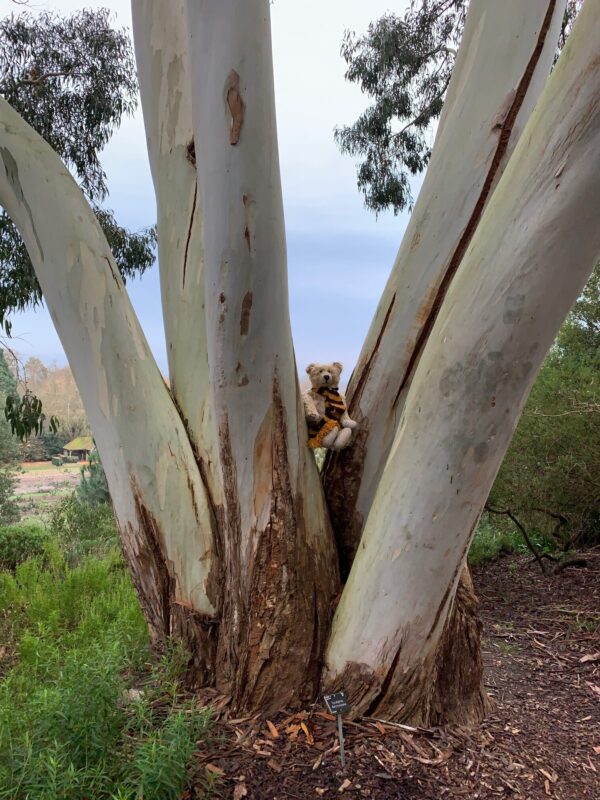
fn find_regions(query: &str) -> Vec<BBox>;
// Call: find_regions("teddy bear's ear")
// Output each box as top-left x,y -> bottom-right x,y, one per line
305,363 -> 315,374
333,362 -> 343,372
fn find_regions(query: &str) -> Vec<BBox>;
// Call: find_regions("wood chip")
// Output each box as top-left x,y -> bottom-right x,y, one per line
540,768 -> 558,783
338,778 -> 352,792
580,652 -> 600,664
233,784 -> 248,800
267,758 -> 282,773
205,763 -> 224,776
266,719 -> 279,738
301,721 -> 314,744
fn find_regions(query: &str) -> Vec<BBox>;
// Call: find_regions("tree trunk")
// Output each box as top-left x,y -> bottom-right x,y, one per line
2,0 -> 599,726
131,0 -> 221,509
182,0 -> 339,711
324,0 -> 600,720
0,99 -> 218,678
324,0 -> 567,572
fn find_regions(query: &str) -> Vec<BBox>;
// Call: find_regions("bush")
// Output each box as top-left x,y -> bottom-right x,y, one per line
0,550 -> 212,800
0,522 -> 51,572
20,430 -> 72,462
489,261 -> 600,548
50,494 -> 118,563
469,515 -> 557,566
77,448 -> 110,505
0,468 -> 20,526
51,455 -> 64,466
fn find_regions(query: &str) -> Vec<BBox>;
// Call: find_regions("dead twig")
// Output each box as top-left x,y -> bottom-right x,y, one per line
485,505 -> 553,574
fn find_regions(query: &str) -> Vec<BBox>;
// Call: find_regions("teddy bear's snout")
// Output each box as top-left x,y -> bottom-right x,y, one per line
323,373 -> 331,383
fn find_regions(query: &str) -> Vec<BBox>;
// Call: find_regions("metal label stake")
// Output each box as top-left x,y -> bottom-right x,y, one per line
336,710 -> 346,769
323,691 -> 352,770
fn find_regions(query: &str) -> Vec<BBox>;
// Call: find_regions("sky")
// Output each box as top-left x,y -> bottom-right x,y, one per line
5,0 -> 417,377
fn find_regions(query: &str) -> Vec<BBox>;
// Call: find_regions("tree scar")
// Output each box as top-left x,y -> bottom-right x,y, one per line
226,69 -> 244,145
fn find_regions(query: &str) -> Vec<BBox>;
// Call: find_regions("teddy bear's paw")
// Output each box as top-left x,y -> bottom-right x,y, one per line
321,428 -> 338,448
332,428 -> 353,450
343,419 -> 358,430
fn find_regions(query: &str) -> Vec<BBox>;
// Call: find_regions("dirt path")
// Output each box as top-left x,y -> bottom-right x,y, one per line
192,552 -> 600,799
14,463 -> 81,496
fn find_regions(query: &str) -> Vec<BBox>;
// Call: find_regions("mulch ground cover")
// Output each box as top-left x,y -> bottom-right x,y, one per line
191,550 -> 600,799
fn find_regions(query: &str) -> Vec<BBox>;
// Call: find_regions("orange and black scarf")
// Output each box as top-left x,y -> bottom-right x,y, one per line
307,387 -> 347,449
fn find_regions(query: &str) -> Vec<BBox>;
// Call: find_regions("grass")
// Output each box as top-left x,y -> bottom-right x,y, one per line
0,522 -> 215,799
469,516 -> 558,566
20,463 -> 82,473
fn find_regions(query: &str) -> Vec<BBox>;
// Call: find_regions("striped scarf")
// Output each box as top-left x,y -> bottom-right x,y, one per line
307,387 -> 347,449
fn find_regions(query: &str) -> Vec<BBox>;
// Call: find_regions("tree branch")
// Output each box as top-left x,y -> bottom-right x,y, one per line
131,0 -> 221,505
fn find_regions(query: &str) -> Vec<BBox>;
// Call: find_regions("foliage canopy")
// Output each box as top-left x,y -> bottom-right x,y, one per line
336,0 -> 583,214
0,8 -> 156,326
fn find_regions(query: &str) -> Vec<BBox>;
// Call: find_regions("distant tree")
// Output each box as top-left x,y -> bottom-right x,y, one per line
0,8 -> 156,326
0,350 -> 19,463
20,356 -> 47,389
0,349 -> 16,397
558,259 -> 600,358
336,0 -> 583,214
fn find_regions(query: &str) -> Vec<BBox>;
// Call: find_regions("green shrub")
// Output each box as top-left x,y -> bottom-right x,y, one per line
51,456 -> 64,466
490,261 -> 600,548
469,515 -> 557,566
50,494 -> 118,563
77,448 -> 110,505
0,551 -> 212,800
0,521 -> 50,571
0,468 -> 20,526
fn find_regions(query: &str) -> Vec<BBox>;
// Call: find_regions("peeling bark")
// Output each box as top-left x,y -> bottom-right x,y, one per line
185,0 -> 339,711
226,69 -> 245,145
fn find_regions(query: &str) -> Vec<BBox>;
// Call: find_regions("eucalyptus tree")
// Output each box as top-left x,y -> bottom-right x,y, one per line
1,0 -> 599,724
0,9 -> 155,329
335,0 -> 583,214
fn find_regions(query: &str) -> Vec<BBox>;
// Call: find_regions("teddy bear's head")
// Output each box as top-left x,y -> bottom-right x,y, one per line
305,362 -> 343,389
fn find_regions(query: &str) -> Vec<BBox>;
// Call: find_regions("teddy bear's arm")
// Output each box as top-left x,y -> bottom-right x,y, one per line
339,394 -> 358,429
302,392 -> 321,422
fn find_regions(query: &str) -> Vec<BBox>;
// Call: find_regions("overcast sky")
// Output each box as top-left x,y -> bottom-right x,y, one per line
6,0 -> 417,377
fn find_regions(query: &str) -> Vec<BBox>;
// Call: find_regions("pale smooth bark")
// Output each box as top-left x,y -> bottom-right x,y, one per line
0,100 -> 217,670
325,0 -> 600,721
185,0 -> 338,710
324,0 -> 567,571
131,0 -> 221,507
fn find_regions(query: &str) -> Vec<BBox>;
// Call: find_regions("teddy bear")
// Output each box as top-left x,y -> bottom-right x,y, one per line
302,362 -> 358,450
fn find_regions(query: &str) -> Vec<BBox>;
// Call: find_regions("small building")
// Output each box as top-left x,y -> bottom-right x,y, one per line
63,436 -> 94,461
